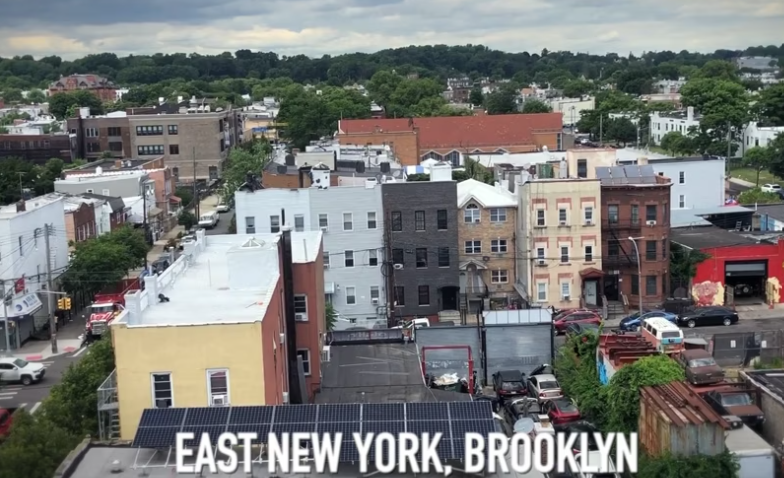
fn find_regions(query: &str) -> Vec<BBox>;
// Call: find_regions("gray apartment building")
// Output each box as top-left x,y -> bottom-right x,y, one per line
382,163 -> 460,319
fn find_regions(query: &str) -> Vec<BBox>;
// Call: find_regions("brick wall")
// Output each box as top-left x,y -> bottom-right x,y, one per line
458,203 -> 517,298
338,131 -> 419,166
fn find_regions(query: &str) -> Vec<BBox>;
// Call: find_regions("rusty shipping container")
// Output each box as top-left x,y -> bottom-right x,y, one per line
639,381 -> 729,457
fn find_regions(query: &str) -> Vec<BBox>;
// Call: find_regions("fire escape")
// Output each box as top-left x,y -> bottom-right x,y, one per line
603,208 -> 641,304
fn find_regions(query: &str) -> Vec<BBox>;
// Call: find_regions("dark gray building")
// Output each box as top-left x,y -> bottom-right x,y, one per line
382,164 -> 460,319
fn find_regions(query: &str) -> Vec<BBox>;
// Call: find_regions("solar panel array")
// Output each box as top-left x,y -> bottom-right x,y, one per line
132,402 -> 494,462
596,164 -> 657,185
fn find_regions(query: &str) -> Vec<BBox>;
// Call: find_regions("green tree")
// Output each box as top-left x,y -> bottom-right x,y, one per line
0,410 -> 77,478
0,87 -> 23,102
680,78 -> 749,145
175,186 -> 194,207
756,83 -> 784,126
605,117 -> 637,146
48,90 -> 105,119
367,70 -> 403,106
770,133 -> 784,178
178,211 -> 197,230
222,139 -> 272,203
692,60 -> 739,82
738,187 -> 780,205
484,86 -> 517,115
25,89 -> 47,103
742,146 -> 773,185
670,242 -> 710,290
660,131 -> 688,156
326,303 -> 337,331
562,79 -> 593,98
468,87 -> 483,106
521,99 -> 552,114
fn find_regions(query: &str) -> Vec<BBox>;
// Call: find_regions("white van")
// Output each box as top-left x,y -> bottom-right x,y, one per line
198,211 -> 219,229
392,318 -> 431,329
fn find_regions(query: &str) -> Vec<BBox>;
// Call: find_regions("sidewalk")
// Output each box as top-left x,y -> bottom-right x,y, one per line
146,194 -> 220,262
10,310 -> 87,361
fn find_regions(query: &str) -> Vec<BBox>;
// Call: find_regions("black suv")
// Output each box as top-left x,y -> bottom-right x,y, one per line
492,370 -> 527,398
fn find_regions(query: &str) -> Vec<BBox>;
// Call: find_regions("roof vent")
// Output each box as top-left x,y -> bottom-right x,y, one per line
109,460 -> 123,473
241,238 -> 264,248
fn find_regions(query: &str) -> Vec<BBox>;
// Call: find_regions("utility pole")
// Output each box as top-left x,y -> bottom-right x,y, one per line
192,147 -> 200,219
384,213 -> 396,328
16,172 -> 24,199
1,280 -> 10,352
726,122 -> 734,177
142,181 -> 149,270
44,223 -> 57,353
599,114 -> 604,146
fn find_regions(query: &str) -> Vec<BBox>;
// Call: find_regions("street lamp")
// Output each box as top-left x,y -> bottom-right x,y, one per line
628,236 -> 644,319
570,106 -> 576,131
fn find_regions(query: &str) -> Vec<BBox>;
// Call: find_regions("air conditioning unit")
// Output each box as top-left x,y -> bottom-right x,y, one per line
321,345 -> 331,363
279,332 -> 285,345
559,220 -> 567,226
211,395 -> 228,406
563,295 -> 570,301
584,220 -> 593,226
282,392 -> 290,404
646,220 -> 657,226
371,298 -> 379,304
295,314 -> 307,321
537,259 -> 546,266
320,226 -> 328,232
393,263 -> 404,270
323,263 -> 330,269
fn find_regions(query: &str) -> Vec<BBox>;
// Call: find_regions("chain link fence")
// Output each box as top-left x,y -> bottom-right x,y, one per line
705,329 -> 784,368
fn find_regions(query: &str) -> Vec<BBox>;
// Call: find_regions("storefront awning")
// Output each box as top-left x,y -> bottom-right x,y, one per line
1,293 -> 43,319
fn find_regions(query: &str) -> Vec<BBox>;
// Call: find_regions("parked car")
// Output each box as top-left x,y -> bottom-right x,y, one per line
505,397 -> 542,422
674,349 -> 725,385
565,323 -> 601,337
492,370 -> 527,398
541,398 -> 581,424
761,184 -> 781,194
677,306 -> 739,328
553,311 -> 602,334
216,201 -> 231,213
554,421 -> 601,454
619,310 -> 678,332
702,390 -> 764,428
0,357 -> 45,385
527,371 -> 563,402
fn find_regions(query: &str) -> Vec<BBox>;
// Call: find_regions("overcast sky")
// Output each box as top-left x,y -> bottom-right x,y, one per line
1,0 -> 782,60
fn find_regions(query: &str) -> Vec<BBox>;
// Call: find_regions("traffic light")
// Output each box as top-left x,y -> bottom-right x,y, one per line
64,297 -> 72,310
57,298 -> 66,310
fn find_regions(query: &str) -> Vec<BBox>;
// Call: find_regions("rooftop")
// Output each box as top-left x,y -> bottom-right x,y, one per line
0,193 -> 64,217
746,203 -> 784,221
639,381 -> 728,429
725,424 -> 773,454
671,205 -> 755,228
457,178 -> 517,208
70,158 -> 155,173
595,165 -> 671,186
317,343 -> 473,404
81,193 -> 125,213
62,195 -> 100,212
745,369 -> 784,401
670,226 -> 763,250
57,170 -> 157,182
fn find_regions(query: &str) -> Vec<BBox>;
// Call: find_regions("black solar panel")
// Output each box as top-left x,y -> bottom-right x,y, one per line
229,406 -> 273,425
271,422 -> 317,435
227,424 -> 271,443
132,426 -> 180,448
184,407 -> 230,426
595,167 -> 610,179
318,404 -> 361,422
274,404 -> 317,423
449,401 -> 492,420
318,422 -> 362,462
363,403 -> 404,421
406,402 -> 449,421
138,408 -> 186,428
181,425 -> 228,446
452,419 -> 496,437
639,165 -> 655,177
363,421 -> 405,435
406,420 -> 450,436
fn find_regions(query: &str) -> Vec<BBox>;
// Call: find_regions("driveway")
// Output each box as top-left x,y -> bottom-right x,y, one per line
206,210 -> 235,235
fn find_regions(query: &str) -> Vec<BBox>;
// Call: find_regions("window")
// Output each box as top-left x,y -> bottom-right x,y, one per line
608,205 -> 619,224
418,285 -> 430,306
297,350 -> 311,376
394,286 -> 405,306
370,286 -> 380,301
319,213 -> 328,229
437,209 -> 448,230
646,205 -> 657,222
577,159 -> 587,178
368,250 -> 378,266
294,295 -> 308,321
584,245 -> 593,262
245,216 -> 255,234
608,240 -> 619,257
392,249 -> 404,265
536,247 -> 545,262
491,270 -> 508,283
662,238 -> 668,260
490,208 -> 506,222
367,212 -> 377,229
345,286 -> 356,305
107,127 -> 121,136
465,240 -> 481,254
324,252 -> 330,268
464,204 -> 480,223
172,167 -> 179,178
561,281 -> 570,299
206,370 -> 229,406
108,141 -> 123,152
536,209 -> 546,226
137,145 -> 164,155
537,282 -> 547,302
631,274 -> 639,295
646,275 -> 657,296
558,209 -> 567,224
560,246 -> 569,263
631,204 -> 639,224
679,171 -> 685,184
169,144 -> 180,155
344,250 -> 354,267
415,210 -> 426,231
343,213 -> 353,231
416,248 -> 428,268
391,211 -> 402,231
491,239 -> 507,253
645,240 -> 657,261
85,127 -> 98,137
168,125 -> 178,135
446,150 -> 460,166
136,125 -> 163,136
86,142 -> 101,153
438,247 -> 450,267
270,215 -> 280,233
294,214 -> 305,232
584,206 -> 593,224
151,373 -> 173,408
679,195 -> 685,208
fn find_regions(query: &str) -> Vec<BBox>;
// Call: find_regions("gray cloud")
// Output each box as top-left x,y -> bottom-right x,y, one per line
0,0 -> 780,59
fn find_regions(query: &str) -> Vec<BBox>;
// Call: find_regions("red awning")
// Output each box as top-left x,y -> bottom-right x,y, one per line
169,195 -> 182,202
580,267 -> 604,279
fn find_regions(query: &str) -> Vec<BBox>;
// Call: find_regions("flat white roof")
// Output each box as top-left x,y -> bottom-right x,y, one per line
0,193 -> 64,217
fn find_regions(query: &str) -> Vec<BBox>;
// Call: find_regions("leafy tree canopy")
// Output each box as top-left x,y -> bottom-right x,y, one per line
520,98 -> 552,114
738,187 -> 781,205
48,90 -> 105,119
0,157 -> 65,204
0,410 -> 78,478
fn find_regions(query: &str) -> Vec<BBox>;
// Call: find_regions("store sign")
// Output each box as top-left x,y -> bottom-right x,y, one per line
11,293 -> 43,317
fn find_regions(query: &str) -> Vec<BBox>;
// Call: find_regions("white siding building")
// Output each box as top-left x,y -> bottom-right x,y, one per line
548,97 -> 595,126
0,194 -> 69,351
235,179 -> 386,324
743,122 -> 784,154
650,107 -> 701,144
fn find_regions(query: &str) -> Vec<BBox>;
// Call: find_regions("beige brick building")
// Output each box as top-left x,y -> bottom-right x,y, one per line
457,179 -> 520,313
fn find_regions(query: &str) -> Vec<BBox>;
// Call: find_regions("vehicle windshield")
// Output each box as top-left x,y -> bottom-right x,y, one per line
540,381 -> 559,390
92,304 -> 114,314
502,381 -> 524,391
721,394 -> 753,406
688,358 -> 717,367
554,400 -> 577,412
13,358 -> 28,368
662,331 -> 681,339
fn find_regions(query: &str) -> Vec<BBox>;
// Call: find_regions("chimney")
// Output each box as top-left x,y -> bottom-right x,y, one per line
114,160 -> 123,169
15,200 -> 26,212
687,106 -> 694,122
280,225 -> 304,404
559,158 -> 568,179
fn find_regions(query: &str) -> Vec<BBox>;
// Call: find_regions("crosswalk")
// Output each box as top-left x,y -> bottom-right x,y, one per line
0,361 -> 54,414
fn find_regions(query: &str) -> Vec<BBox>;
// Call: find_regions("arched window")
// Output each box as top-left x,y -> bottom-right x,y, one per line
445,151 -> 461,166
422,151 -> 443,161
464,203 -> 480,223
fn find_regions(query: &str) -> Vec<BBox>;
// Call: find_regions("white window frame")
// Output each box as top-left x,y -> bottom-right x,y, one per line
367,212 -> 377,229
679,195 -> 685,208
490,208 -> 506,222
370,286 -> 380,300
561,281 -> 571,300
319,213 -> 329,229
345,286 -> 356,305
536,209 -> 546,227
584,244 -> 594,262
150,372 -> 174,409
536,247 -> 546,262
536,282 -> 547,302
679,171 -> 685,184
297,349 -> 311,376
491,239 -> 507,253
206,369 -> 230,406
491,270 -> 508,283
465,240 -> 481,254
464,204 -> 481,223
294,214 -> 305,232
368,249 -> 378,266
294,294 -> 308,321
245,216 -> 255,234
584,206 -> 593,224
560,246 -> 570,263
343,212 -> 353,231
558,208 -> 568,224
344,250 -> 354,267
270,215 -> 280,233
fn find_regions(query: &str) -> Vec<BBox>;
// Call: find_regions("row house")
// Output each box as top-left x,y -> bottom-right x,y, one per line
62,196 -> 99,245
457,179 -> 519,312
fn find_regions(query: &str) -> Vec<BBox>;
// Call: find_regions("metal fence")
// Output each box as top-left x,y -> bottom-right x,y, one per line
707,329 -> 784,368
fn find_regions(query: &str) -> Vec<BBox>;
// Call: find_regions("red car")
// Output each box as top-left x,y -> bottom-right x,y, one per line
0,409 -> 12,438
541,398 -> 581,424
553,310 -> 602,334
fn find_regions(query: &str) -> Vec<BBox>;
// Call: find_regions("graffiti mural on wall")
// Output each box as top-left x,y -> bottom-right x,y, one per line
691,281 -> 725,306
766,277 -> 781,305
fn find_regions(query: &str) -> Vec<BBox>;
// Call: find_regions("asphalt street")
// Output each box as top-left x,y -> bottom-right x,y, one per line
206,210 -> 235,235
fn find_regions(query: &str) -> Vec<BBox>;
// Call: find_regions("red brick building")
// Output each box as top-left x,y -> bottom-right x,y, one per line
49,74 -> 117,102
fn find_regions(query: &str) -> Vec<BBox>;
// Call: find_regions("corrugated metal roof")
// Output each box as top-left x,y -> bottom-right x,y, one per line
640,381 -> 729,429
